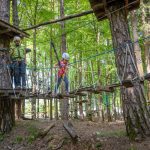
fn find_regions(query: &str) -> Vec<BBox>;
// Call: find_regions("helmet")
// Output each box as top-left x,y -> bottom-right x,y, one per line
62,53 -> 70,60
13,36 -> 21,42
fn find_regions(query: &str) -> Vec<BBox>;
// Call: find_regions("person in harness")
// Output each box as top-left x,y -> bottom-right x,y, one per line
54,53 -> 70,95
10,36 -> 26,89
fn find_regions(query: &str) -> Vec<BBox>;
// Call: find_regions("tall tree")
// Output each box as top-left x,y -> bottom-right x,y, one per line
0,0 -> 10,22
130,10 -> 144,77
107,2 -> 150,140
141,0 -> 150,99
60,0 -> 69,120
32,0 -> 39,119
0,0 -> 15,133
12,0 -> 19,27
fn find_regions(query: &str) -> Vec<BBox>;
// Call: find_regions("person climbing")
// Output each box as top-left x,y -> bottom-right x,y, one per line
10,36 -> 27,89
54,52 -> 70,95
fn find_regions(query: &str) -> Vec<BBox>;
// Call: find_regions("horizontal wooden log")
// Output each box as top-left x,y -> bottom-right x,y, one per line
23,10 -> 94,31
38,123 -> 55,138
63,121 -> 78,142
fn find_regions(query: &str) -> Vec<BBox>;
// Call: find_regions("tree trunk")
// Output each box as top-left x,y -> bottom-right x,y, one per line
108,4 -> 150,139
54,68 -> 58,120
31,29 -> 37,119
112,90 -> 117,121
60,0 -> 69,120
79,52 -> 84,120
12,0 -> 19,27
50,33 -> 53,120
130,10 -> 144,77
0,0 -> 15,133
15,99 -> 22,119
12,0 -> 22,120
141,0 -> 150,100
0,0 -> 10,22
86,93 -> 92,121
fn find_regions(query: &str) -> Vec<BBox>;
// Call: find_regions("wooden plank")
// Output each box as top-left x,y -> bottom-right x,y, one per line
76,100 -> 88,103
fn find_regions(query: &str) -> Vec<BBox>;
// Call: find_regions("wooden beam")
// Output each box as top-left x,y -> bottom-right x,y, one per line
23,10 -> 94,31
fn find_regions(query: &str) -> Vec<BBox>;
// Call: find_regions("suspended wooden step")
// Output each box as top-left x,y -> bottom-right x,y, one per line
76,100 -> 88,103
69,91 -> 87,96
122,79 -> 133,88
50,93 -> 76,99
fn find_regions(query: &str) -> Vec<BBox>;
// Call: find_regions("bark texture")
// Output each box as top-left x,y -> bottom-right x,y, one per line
0,0 -> 15,133
0,0 -> 10,22
108,4 -> 150,140
12,0 -> 19,27
60,0 -> 69,120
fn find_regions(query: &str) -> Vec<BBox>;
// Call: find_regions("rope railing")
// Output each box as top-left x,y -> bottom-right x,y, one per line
0,36 -> 149,71
0,36 -> 149,99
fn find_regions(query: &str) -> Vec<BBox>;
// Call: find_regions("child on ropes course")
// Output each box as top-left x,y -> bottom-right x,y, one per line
10,36 -> 26,89
54,53 -> 70,95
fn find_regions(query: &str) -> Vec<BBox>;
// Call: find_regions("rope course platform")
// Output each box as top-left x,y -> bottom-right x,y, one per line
27,93 -> 77,99
0,73 -> 150,100
89,0 -> 140,21
0,88 -> 32,99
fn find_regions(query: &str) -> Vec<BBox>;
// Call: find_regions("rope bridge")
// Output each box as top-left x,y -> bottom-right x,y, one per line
0,36 -> 149,100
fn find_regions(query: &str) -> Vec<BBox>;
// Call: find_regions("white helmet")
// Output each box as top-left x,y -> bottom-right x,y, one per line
62,53 -> 70,60
13,36 -> 21,42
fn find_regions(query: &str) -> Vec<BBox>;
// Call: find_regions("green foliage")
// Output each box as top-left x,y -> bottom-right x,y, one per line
15,136 -> 23,144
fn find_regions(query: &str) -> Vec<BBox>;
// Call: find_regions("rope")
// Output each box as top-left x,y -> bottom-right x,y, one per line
1,36 -> 148,71
126,43 -> 140,78
6,65 -> 17,99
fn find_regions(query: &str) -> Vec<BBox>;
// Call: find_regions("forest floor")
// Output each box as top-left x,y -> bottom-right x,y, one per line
0,119 -> 150,150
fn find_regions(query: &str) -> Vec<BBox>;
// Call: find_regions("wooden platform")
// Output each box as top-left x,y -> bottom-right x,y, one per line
0,88 -> 32,99
89,0 -> 140,21
0,19 -> 29,38
1,73 -> 150,100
